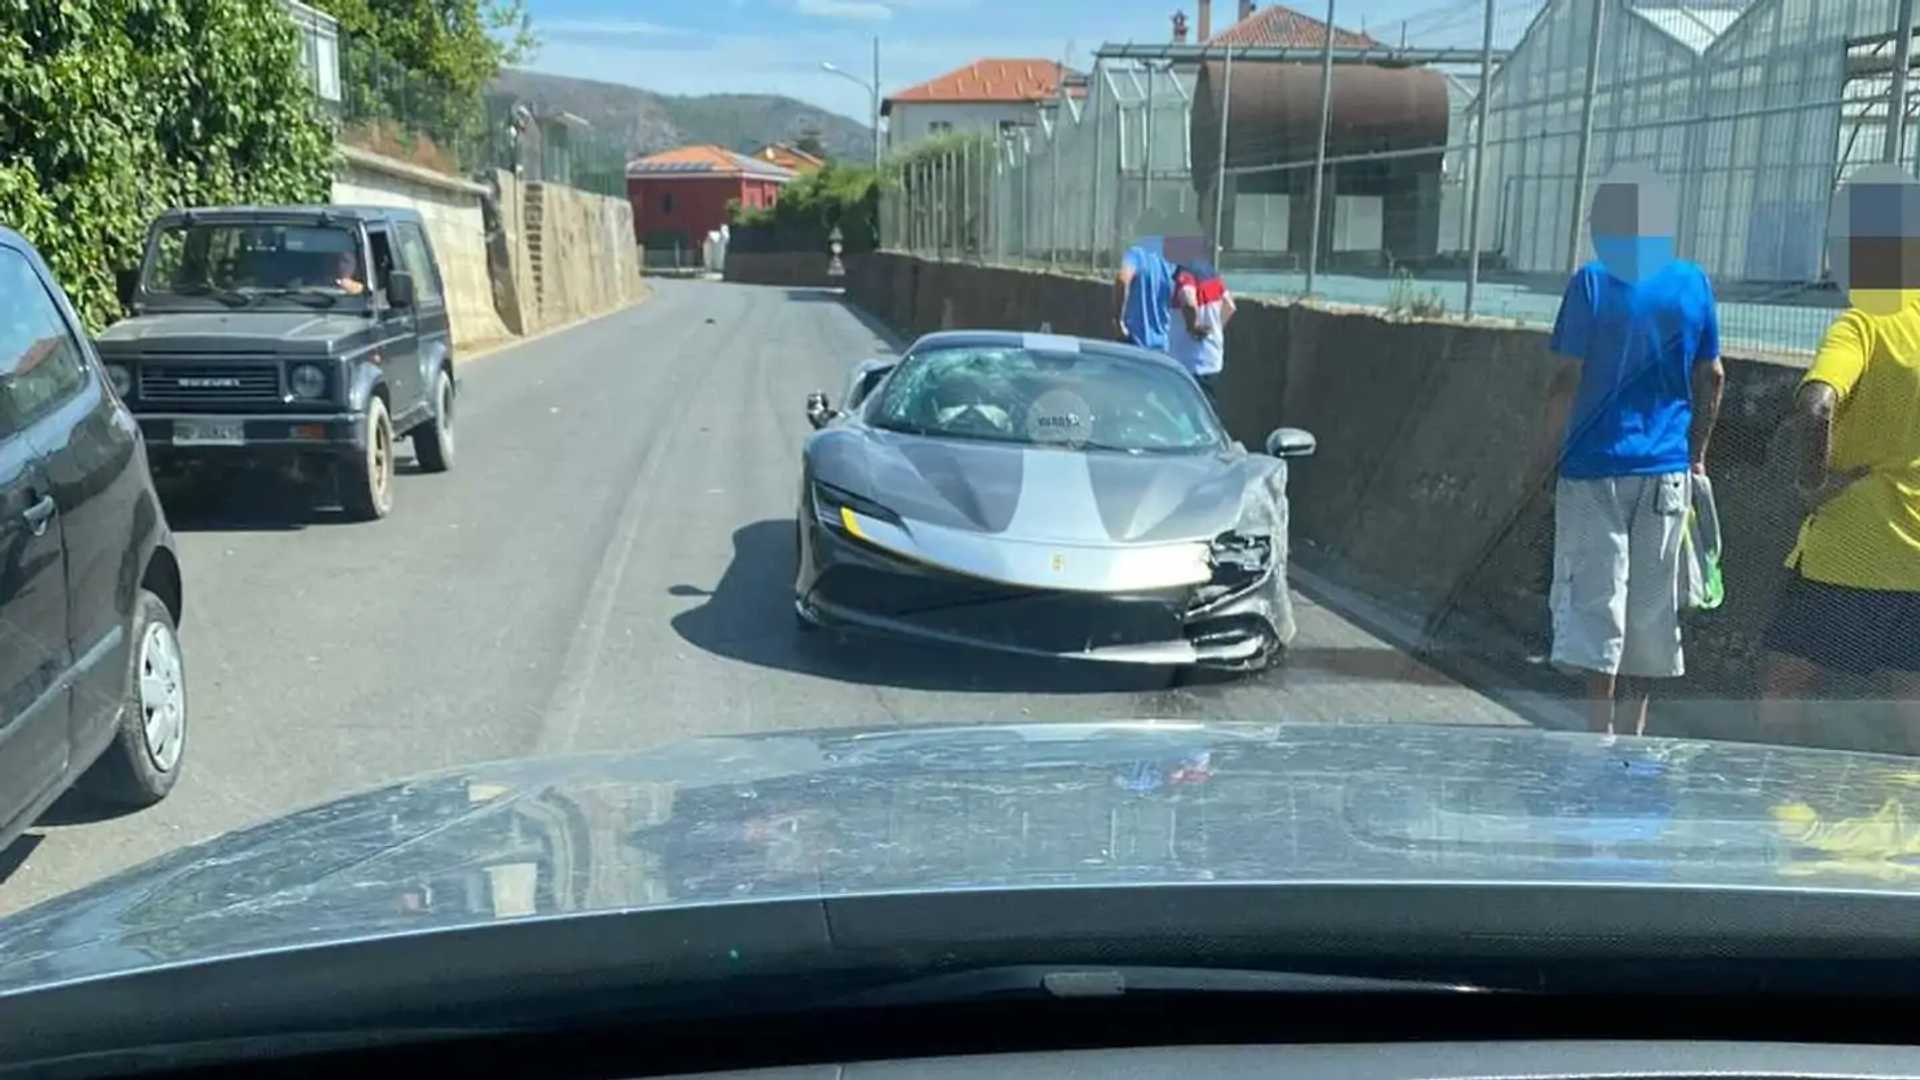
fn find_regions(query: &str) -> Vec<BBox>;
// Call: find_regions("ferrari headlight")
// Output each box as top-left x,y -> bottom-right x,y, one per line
290,363 -> 327,400
105,363 -> 133,398
1208,530 -> 1273,574
813,481 -> 902,535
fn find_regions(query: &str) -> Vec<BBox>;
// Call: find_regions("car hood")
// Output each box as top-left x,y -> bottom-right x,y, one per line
810,428 -> 1268,545
96,311 -> 373,357
3,722 -> 1919,994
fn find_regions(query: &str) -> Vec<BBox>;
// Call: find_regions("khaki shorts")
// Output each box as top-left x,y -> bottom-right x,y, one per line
1550,473 -> 1689,678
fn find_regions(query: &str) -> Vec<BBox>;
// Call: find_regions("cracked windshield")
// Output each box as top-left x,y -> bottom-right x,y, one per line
10,0 -> 1920,999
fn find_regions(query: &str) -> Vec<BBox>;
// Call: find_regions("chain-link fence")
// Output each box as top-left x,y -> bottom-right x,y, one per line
336,34 -> 628,197
884,0 -> 1920,358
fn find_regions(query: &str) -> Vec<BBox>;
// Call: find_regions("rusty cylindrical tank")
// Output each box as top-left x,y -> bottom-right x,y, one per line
1190,60 -> 1450,195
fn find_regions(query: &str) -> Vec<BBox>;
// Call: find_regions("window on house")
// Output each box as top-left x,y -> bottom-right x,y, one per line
929,121 -> 953,136
662,192 -> 675,214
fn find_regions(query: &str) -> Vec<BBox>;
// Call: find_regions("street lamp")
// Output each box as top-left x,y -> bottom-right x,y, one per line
821,39 -> 881,171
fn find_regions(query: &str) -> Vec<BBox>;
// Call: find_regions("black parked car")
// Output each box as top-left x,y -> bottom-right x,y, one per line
96,205 -> 458,520
1,226 -> 187,854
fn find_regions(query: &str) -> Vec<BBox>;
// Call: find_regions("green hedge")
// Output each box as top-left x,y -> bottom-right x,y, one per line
0,0 -> 335,331
728,162 -> 879,254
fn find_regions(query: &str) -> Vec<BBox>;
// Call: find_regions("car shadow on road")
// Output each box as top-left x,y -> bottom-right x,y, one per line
669,519 -> 1181,694
156,454 -> 423,532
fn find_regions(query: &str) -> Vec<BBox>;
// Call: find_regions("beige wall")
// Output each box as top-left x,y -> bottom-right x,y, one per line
333,146 -> 512,351
492,168 -> 645,335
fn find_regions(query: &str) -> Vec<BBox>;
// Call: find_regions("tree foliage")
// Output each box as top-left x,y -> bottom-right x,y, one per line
314,0 -> 533,100
728,162 -> 879,253
0,0 -> 336,330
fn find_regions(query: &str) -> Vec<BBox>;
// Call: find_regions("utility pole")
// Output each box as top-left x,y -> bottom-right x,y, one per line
1464,0 -> 1496,317
871,35 -> 882,172
1306,0 -> 1336,295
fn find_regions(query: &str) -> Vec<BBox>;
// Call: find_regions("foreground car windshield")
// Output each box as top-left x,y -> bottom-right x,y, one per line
869,346 -> 1223,452
141,223 -> 363,303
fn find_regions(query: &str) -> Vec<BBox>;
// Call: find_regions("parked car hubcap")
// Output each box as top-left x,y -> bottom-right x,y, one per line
373,414 -> 392,503
139,621 -> 185,772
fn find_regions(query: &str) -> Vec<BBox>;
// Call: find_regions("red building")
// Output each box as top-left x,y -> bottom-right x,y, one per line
626,145 -> 794,266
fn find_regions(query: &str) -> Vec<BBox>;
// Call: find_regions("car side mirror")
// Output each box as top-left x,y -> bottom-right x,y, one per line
806,391 -> 839,430
387,270 -> 415,310
115,268 -> 141,309
1266,427 -> 1316,458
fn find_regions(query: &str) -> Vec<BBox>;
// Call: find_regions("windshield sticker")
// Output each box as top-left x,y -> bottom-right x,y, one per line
1025,389 -> 1093,445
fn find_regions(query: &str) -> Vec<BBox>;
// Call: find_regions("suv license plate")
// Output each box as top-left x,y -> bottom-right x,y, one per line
174,420 -> 245,446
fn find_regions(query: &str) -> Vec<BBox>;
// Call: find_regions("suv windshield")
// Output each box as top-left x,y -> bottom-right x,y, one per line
140,223 -> 364,308
870,346 -> 1224,453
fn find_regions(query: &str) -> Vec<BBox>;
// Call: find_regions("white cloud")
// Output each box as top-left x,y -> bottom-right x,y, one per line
794,0 -> 893,20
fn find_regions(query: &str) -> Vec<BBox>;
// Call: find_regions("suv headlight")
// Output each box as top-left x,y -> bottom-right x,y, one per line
105,363 -> 132,398
290,363 -> 327,400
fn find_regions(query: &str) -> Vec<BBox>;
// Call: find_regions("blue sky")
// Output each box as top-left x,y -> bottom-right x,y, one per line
524,1 -> 1525,123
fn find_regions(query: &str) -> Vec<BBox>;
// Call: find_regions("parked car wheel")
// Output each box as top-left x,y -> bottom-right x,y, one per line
343,397 -> 396,520
413,369 -> 455,473
79,590 -> 186,807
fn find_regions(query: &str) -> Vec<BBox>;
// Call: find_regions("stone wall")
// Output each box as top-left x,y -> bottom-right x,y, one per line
845,253 -> 1868,749
334,146 -> 512,350
498,172 -> 646,334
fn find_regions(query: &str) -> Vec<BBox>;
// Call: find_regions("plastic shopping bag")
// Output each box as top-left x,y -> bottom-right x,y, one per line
1680,473 -> 1725,615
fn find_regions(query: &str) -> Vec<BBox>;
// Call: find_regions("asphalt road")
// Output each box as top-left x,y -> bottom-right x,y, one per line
0,279 -> 1520,917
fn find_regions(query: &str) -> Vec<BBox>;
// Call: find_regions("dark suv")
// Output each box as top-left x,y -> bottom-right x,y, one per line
1,226 -> 188,853
96,205 -> 458,520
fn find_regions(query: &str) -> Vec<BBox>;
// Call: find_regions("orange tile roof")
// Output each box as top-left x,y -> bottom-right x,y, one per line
884,59 -> 1079,111
626,144 -> 794,180
752,143 -> 826,172
1208,3 -> 1379,48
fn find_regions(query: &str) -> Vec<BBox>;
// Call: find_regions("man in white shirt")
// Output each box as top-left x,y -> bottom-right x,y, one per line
1168,264 -> 1235,398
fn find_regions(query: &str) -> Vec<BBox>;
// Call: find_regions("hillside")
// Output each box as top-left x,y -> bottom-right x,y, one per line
488,68 -> 872,163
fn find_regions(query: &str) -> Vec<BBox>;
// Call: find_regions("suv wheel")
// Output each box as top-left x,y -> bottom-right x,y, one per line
343,396 -> 395,520
413,368 -> 455,473
79,589 -> 186,807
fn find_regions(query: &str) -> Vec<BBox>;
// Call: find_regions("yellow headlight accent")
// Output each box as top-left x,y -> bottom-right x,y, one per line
839,505 -> 867,540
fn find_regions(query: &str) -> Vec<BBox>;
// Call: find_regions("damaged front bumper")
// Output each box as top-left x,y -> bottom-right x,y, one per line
797,518 -> 1294,669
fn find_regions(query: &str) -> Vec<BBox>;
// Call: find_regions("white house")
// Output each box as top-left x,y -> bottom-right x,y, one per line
883,59 -> 1082,151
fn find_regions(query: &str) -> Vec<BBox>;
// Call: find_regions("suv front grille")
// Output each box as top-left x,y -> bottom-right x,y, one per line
138,364 -> 281,405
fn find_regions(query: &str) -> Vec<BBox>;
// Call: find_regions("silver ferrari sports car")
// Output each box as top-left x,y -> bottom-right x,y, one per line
795,330 -> 1315,671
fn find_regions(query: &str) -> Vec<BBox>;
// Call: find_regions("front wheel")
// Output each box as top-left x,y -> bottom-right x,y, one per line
343,396 -> 395,520
413,369 -> 455,473
79,590 -> 187,807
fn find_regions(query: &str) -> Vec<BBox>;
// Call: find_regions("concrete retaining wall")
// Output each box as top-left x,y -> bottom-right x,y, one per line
724,251 -> 846,288
845,253 -> 1855,748
334,146 -> 512,350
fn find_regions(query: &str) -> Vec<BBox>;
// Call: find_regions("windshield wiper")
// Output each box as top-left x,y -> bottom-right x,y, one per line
166,283 -> 253,307
254,288 -> 339,308
823,964 -> 1502,1010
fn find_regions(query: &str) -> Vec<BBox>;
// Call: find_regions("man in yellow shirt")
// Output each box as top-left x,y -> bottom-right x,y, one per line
1760,297 -> 1920,743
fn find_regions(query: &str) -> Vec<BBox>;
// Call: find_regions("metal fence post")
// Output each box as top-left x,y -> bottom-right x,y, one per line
961,139 -> 972,258
1889,0 -> 1916,164
1464,0 -> 1496,317
1306,0 -> 1336,296
1211,45 -> 1234,268
1089,63 -> 1105,271
1143,64 -> 1156,226
1566,0 -> 1607,273
1049,124 -> 1061,268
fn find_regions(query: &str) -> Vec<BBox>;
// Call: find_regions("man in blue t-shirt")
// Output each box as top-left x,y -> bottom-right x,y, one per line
1113,231 -> 1206,351
1548,170 -> 1724,737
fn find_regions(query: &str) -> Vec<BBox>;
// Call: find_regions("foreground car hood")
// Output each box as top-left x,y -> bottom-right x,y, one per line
97,312 -> 372,356
4,722 -> 1919,993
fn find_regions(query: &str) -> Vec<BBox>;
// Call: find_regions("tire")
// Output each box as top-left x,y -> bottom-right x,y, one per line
412,369 -> 455,473
343,396 -> 395,520
79,590 -> 186,807
793,519 -> 817,632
